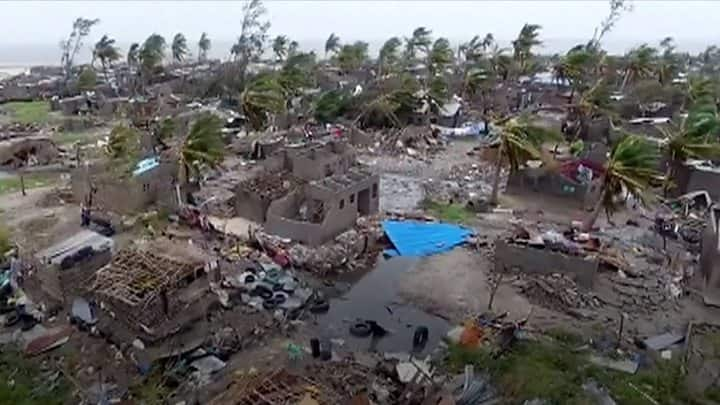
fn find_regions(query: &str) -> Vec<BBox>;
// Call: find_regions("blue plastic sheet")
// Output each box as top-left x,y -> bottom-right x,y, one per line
382,220 -> 472,257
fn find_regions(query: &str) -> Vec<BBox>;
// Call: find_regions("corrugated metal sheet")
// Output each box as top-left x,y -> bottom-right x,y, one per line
382,220 -> 472,257
35,230 -> 113,265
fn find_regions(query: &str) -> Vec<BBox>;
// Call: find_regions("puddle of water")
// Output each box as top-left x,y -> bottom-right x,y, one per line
379,174 -> 424,214
315,256 -> 450,356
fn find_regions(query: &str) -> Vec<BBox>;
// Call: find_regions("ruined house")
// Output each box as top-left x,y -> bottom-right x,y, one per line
0,136 -> 61,168
71,154 -> 180,215
505,159 -> 604,208
235,139 -> 380,245
28,230 -> 114,304
700,206 -> 720,306
673,160 -> 720,201
91,239 -> 215,341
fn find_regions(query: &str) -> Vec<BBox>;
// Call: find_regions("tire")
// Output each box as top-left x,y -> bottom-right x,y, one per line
309,299 -> 330,314
413,326 -> 429,347
4,312 -> 20,327
262,298 -> 278,310
349,322 -> 372,337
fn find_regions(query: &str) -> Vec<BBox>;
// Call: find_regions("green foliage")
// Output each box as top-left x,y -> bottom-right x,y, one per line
183,113 -> 225,171
156,118 -> 177,142
378,37 -> 402,74
336,41 -> 369,72
106,125 -> 141,161
513,23 -> 543,73
0,349 -> 71,405
171,33 -> 188,63
586,134 -> 661,229
139,34 -> 167,71
429,37 -> 454,74
278,52 -> 317,97
314,90 -> 352,123
241,73 -> 286,130
93,35 -> 120,67
127,43 -> 140,67
499,118 -> 562,172
272,35 -> 289,62
2,101 -> 51,124
423,200 -> 474,223
198,32 -> 211,61
0,174 -> 55,195
77,67 -> 97,91
325,33 -> 340,57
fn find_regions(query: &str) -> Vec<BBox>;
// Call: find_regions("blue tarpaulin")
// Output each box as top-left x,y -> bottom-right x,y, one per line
382,220 -> 472,257
133,156 -> 160,177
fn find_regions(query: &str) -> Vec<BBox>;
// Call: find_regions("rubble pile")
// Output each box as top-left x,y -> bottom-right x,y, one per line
513,274 -> 602,316
0,122 -> 42,140
257,216 -> 383,275
608,274 -> 674,313
370,125 -> 444,159
422,162 -> 496,207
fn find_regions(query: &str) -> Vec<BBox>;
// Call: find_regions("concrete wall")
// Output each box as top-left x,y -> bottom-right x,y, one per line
264,175 -> 380,246
290,142 -> 354,181
71,161 -> 179,215
674,164 -> 720,201
506,169 -> 592,208
234,189 -> 272,223
494,239 -> 599,288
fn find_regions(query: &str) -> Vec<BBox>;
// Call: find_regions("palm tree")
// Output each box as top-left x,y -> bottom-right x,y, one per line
127,43 -> 140,67
272,35 -> 289,62
106,125 -> 141,164
512,23 -> 542,74
324,33 -> 340,59
139,34 -> 166,72
489,118 -> 563,204
378,37 -> 402,76
93,35 -> 120,88
656,37 -> 678,86
198,32 -> 211,62
620,44 -> 657,92
459,35 -> 483,65
180,113 -> 225,185
336,41 -> 369,73
659,123 -> 720,195
288,40 -> 299,58
171,33 -> 188,63
583,134 -> 661,231
488,44 -> 512,81
240,73 -> 287,130
154,118 -> 177,149
429,38 -> 454,75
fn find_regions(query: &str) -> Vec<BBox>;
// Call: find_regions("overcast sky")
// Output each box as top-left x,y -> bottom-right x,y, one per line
1,0 -> 719,64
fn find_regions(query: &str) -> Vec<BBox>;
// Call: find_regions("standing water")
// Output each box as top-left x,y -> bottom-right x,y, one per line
314,255 -> 450,355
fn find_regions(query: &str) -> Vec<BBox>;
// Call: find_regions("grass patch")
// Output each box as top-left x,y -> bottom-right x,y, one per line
53,131 -> 95,145
0,349 -> 71,405
445,334 -> 711,404
0,173 -> 56,195
2,101 -> 51,124
422,200 -> 474,223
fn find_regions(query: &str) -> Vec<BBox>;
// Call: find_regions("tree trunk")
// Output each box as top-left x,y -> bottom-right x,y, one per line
620,69 -> 631,93
19,173 -> 26,196
489,140 -> 505,205
662,162 -> 673,198
583,185 -> 605,231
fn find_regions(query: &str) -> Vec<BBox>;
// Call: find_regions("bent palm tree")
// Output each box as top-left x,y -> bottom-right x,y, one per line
378,37 -> 402,76
272,35 -> 289,62
490,118 -> 563,204
127,43 -> 140,67
241,73 -> 286,130
324,33 -> 340,59
93,35 -> 120,89
583,134 -> 661,230
620,44 -> 657,92
171,33 -> 188,63
180,113 -> 225,185
198,32 -> 211,62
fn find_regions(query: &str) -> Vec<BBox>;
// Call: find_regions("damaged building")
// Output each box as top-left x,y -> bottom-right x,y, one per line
0,135 -> 61,168
235,139 -> 380,246
71,154 -> 181,215
91,239 -> 216,342
26,230 -> 114,305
